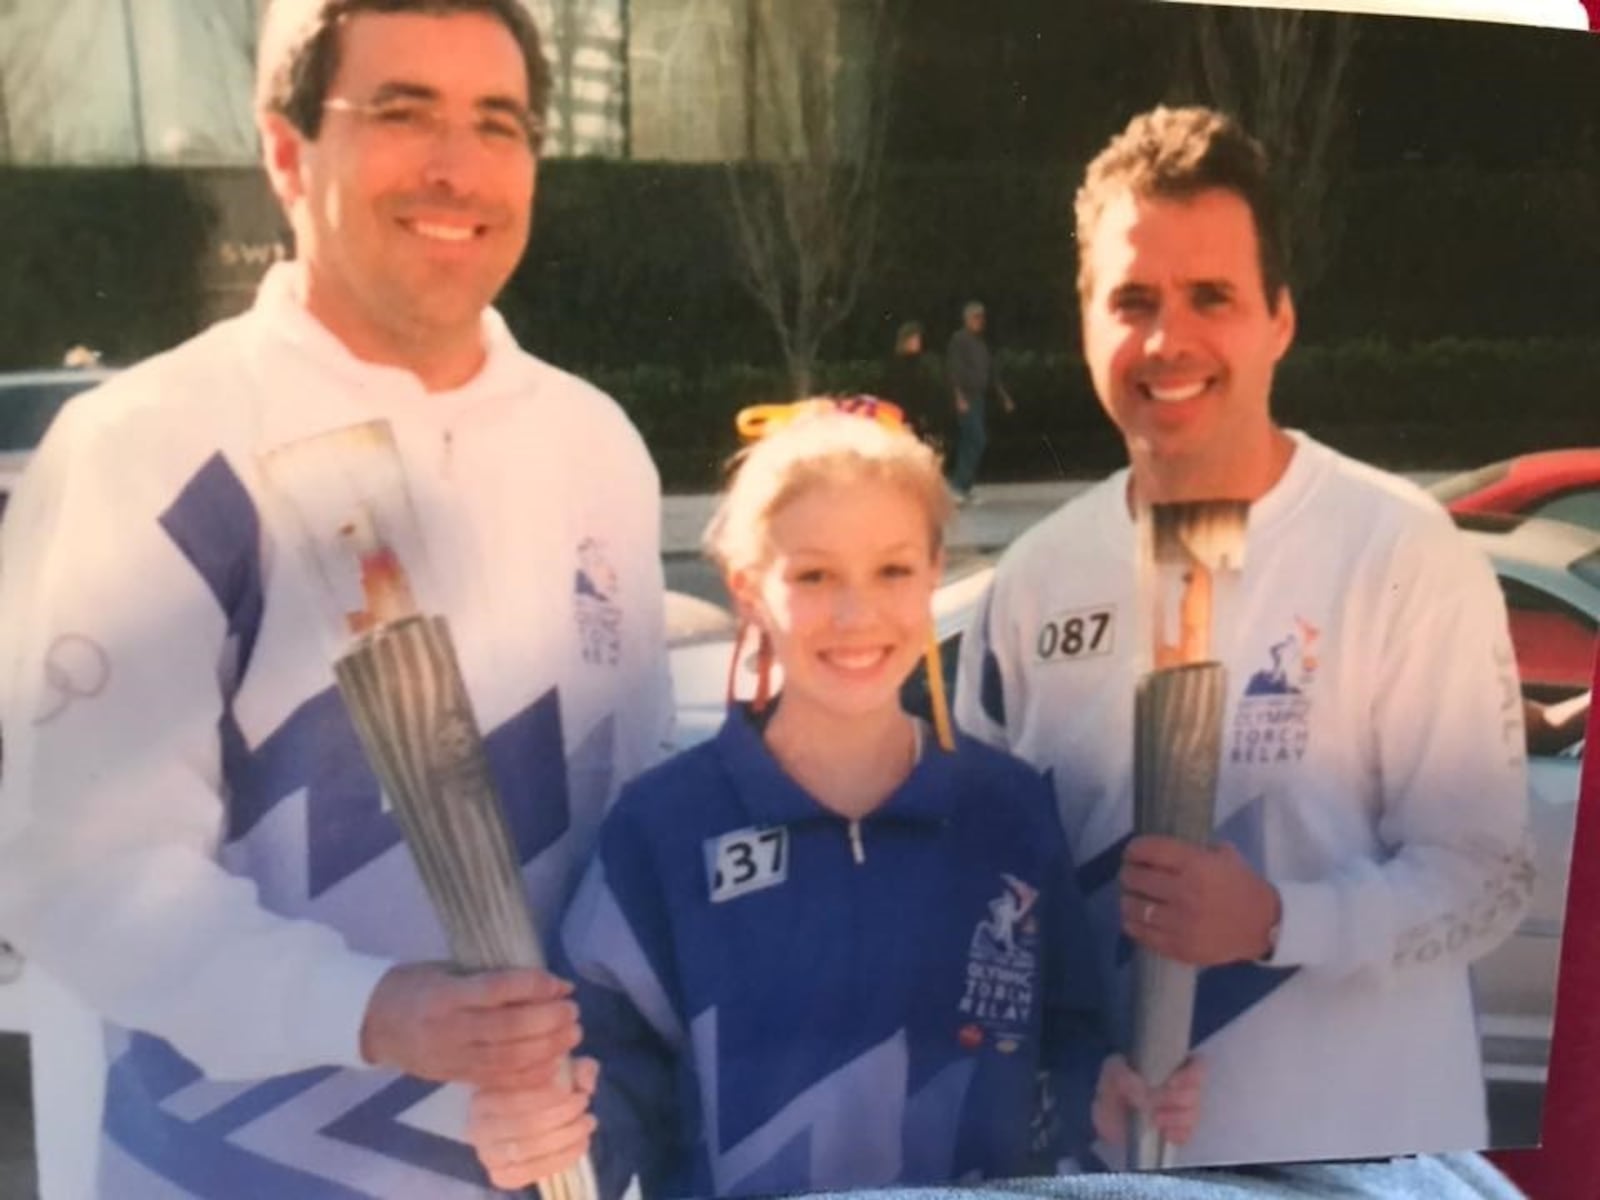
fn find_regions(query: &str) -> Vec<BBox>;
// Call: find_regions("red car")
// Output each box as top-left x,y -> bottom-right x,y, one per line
1432,448 -> 1600,532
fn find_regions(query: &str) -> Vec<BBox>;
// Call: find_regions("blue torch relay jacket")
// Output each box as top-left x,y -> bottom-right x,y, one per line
559,705 -> 1115,1199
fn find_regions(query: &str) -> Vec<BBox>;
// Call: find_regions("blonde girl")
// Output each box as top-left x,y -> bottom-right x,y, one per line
472,401 -> 1198,1196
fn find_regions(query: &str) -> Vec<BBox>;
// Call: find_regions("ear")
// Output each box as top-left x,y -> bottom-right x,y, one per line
726,567 -> 761,625
259,110 -> 309,211
1269,287 -> 1297,363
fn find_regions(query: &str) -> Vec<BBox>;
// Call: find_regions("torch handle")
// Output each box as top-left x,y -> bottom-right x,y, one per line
1127,663 -> 1226,1170
335,617 -> 598,1200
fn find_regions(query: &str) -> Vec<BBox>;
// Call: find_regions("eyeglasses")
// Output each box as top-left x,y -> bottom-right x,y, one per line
323,96 -> 542,156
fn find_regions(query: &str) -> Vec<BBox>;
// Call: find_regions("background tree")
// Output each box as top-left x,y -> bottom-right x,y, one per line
1174,6 -> 1358,301
194,0 -> 266,159
722,0 -> 901,397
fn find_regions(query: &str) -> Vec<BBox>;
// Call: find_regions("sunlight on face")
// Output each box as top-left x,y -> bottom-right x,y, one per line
737,476 -> 942,724
267,11 -> 536,381
1080,188 -> 1295,498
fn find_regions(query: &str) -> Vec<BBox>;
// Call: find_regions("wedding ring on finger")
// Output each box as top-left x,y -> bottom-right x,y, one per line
1142,901 -> 1157,927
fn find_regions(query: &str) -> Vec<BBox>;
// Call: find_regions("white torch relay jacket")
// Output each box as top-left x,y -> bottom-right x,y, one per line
954,432 -> 1533,1167
0,263 -> 673,1197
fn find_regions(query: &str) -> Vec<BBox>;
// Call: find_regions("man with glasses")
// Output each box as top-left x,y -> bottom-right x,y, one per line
0,2 -> 669,1196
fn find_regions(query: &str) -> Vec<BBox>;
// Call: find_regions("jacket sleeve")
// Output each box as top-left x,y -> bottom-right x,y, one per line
0,396 -> 391,1080
615,442 -> 675,783
945,334 -> 974,398
1270,515 -> 1535,978
559,802 -> 687,1200
954,582 -> 1015,751
1034,793 -> 1114,1164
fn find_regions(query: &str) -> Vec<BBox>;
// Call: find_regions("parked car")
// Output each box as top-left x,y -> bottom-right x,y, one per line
666,519 -> 1598,1088
1458,512 -> 1600,697
1430,448 -> 1600,534
0,366 -> 117,519
1452,515 -> 1596,1082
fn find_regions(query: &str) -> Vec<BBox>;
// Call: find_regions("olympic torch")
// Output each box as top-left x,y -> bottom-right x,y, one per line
260,421 -> 596,1200
1126,499 -> 1248,1170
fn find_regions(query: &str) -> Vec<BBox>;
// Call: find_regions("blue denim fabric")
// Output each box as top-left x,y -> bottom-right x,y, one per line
771,1153 -> 1522,1200
949,402 -> 988,496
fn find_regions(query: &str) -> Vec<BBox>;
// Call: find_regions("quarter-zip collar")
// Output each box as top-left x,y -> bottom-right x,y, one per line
1090,429 -> 1335,563
712,703 -> 957,830
241,262 -> 536,445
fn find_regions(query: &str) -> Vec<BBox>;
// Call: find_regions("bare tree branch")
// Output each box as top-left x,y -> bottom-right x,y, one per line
722,0 -> 900,397
1186,8 -> 1358,298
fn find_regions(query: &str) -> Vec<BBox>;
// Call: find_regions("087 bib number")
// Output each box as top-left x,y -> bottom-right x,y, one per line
1035,606 -> 1114,664
707,827 -> 789,903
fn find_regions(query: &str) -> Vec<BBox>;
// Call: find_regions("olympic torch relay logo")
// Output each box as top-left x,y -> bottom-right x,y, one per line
958,874 -> 1041,1051
1231,616 -> 1322,767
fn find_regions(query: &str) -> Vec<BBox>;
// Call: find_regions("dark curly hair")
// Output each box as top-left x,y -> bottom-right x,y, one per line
1074,105 -> 1289,312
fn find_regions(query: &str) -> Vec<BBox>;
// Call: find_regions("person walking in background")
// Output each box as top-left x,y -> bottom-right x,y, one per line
945,300 -> 1014,505
881,320 -> 944,448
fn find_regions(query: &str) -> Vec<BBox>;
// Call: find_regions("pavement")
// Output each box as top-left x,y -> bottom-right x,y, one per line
664,479 -> 1090,557
666,473 -> 1453,558
0,1036 -> 31,1199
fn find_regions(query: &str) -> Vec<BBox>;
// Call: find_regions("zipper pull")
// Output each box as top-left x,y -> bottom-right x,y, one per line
848,820 -> 865,865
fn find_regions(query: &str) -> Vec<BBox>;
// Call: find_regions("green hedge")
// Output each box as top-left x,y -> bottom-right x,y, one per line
4,159 -> 1598,377
1306,168 -> 1600,342
514,160 -> 1600,371
0,169 -> 214,369
599,337 -> 1599,491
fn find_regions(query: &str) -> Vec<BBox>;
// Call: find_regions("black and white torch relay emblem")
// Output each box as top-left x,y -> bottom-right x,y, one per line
34,633 -> 112,724
574,537 -> 623,667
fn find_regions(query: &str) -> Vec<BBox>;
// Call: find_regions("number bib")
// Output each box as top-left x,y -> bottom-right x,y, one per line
706,827 -> 790,902
1034,605 -> 1115,664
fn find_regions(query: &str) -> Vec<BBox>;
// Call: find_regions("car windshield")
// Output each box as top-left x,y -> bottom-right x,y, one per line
1534,489 -> 1600,533
1572,548 -> 1600,592
0,377 -> 104,452
1431,459 -> 1511,504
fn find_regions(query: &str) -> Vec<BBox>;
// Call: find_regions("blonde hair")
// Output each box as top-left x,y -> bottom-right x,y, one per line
703,407 -> 953,576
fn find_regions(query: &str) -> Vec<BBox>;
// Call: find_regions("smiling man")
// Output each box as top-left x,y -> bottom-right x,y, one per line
0,2 -> 670,1196
954,107 -> 1534,1166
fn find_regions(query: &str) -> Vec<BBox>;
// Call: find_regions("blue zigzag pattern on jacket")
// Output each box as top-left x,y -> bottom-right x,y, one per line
221,684 -> 572,897
157,454 -> 571,895
104,1031 -> 505,1193
104,1034 -> 364,1198
1073,801 -> 1296,1052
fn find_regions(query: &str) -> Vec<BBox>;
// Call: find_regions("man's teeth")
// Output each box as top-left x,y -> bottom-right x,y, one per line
412,221 -> 475,242
1146,380 -> 1208,403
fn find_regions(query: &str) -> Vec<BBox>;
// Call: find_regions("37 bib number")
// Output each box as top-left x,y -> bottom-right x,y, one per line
707,827 -> 789,902
1035,606 -> 1114,663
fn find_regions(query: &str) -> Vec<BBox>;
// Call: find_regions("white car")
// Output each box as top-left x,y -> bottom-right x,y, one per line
0,367 -> 117,518
1458,516 -> 1596,1084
